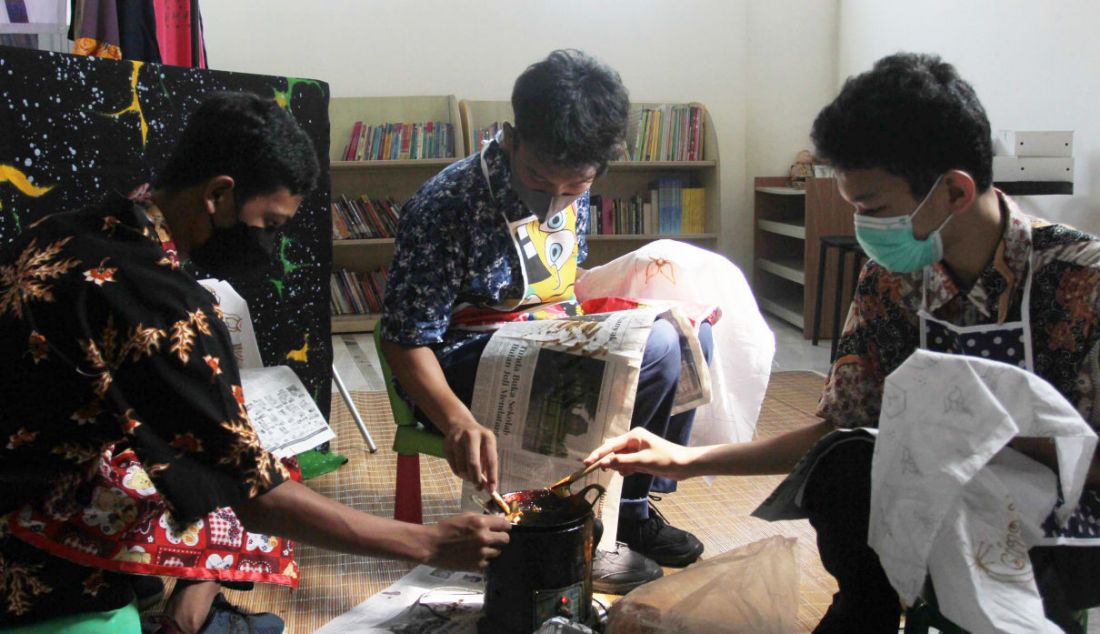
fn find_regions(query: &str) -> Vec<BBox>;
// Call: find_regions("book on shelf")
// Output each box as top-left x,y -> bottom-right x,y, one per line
342,120 -> 456,161
627,104 -> 705,161
331,267 -> 389,316
587,177 -> 704,236
471,121 -> 502,151
332,193 -> 403,239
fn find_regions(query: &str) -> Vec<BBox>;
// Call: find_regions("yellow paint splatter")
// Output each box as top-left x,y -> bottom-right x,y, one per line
286,333 -> 310,364
100,61 -> 149,147
0,164 -> 54,198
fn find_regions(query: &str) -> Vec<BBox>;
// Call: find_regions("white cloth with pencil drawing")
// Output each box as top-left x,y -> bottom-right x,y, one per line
868,349 -> 1097,634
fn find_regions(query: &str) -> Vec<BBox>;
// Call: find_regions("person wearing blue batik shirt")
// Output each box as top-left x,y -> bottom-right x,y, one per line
381,50 -> 714,594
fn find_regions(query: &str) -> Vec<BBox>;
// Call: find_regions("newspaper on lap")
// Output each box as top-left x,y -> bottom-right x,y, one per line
461,303 -> 711,551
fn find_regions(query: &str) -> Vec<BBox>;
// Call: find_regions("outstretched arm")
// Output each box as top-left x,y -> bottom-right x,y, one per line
234,479 -> 510,572
584,420 -> 833,480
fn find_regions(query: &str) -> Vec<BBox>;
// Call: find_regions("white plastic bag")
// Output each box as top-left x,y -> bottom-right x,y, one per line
577,240 -> 774,446
606,536 -> 799,634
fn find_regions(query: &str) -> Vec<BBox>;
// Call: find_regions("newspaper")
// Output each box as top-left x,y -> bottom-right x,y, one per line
462,305 -> 710,550
240,366 -> 335,458
751,427 -> 878,521
314,565 -> 485,633
199,278 -> 334,457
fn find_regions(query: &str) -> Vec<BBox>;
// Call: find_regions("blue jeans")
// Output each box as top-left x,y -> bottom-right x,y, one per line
432,319 -> 715,523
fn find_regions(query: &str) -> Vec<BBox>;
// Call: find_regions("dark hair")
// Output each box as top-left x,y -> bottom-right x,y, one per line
157,92 -> 319,202
811,52 -> 993,196
511,49 -> 630,174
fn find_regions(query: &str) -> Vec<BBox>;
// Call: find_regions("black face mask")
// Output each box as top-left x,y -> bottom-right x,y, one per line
189,219 -> 278,283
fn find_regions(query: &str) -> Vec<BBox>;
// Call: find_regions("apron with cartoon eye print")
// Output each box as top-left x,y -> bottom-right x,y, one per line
448,147 -> 583,328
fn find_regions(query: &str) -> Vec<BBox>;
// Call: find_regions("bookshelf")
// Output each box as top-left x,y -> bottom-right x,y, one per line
753,176 -> 854,338
459,100 -> 721,266
329,96 -> 463,333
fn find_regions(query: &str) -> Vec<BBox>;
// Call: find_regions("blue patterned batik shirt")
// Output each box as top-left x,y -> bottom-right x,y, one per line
381,137 -> 589,366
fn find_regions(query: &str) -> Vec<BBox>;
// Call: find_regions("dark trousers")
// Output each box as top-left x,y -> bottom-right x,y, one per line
802,439 -> 1100,634
435,319 -> 714,522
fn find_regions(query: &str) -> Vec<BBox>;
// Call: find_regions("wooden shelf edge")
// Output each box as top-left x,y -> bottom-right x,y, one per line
756,257 -> 806,285
756,186 -> 805,196
758,297 -> 804,329
587,233 -> 716,241
331,314 -> 378,333
757,220 -> 806,240
331,158 -> 458,170
333,238 -> 396,246
608,160 -> 716,170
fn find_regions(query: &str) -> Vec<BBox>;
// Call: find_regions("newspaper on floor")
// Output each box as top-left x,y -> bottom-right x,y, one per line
751,427 -> 878,521
198,279 -> 334,457
462,305 -> 711,550
313,565 -> 486,634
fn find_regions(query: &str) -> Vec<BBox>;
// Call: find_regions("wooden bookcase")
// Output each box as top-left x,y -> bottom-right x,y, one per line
460,100 -> 721,266
753,176 -> 854,338
328,96 -> 463,333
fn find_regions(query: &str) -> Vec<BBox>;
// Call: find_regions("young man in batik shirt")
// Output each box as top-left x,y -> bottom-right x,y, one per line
0,92 -> 509,633
584,53 -> 1100,633
381,50 -> 714,593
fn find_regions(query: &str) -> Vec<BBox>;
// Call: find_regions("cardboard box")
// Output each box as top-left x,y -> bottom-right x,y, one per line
994,130 -> 1073,157
993,156 -> 1074,182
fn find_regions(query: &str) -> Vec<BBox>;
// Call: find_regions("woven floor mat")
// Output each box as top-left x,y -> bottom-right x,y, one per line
150,371 -> 835,633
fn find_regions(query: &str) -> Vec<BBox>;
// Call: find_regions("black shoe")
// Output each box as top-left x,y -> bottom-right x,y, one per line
619,500 -> 704,567
591,541 -> 663,595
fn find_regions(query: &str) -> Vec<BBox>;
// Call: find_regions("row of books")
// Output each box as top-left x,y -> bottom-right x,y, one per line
341,121 -> 456,161
628,104 -> 706,162
332,194 -> 402,239
588,182 -> 705,235
331,267 -> 388,315
470,121 -> 501,151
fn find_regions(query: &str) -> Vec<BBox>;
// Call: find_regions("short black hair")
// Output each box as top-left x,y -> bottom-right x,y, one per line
157,92 -> 319,202
512,49 -> 630,174
811,52 -> 993,196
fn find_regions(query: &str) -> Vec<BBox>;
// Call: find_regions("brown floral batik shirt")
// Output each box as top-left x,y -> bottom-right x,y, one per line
818,192 -> 1100,540
0,194 -> 289,624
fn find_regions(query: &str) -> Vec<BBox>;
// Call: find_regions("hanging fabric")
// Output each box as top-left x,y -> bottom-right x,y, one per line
153,0 -> 206,67
69,0 -> 123,59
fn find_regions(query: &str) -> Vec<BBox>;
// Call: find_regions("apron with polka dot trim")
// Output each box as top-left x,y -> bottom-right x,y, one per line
918,260 -> 1100,544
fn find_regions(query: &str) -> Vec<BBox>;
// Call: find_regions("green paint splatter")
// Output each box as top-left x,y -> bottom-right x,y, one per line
277,234 -> 302,276
270,277 -> 285,298
273,77 -> 322,112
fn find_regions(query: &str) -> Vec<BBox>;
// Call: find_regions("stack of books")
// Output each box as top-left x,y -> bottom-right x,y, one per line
341,121 -> 456,161
471,121 -> 501,150
331,267 -> 388,315
332,194 -> 402,239
589,181 -> 705,235
628,104 -> 706,162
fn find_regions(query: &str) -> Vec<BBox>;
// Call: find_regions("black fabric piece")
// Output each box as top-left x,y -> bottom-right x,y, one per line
116,0 -> 161,63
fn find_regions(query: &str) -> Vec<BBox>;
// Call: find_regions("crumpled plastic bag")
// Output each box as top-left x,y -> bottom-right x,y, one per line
606,536 -> 799,634
577,240 -> 775,447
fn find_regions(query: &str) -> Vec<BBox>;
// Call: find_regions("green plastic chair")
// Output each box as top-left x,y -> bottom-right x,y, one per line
373,327 -> 446,524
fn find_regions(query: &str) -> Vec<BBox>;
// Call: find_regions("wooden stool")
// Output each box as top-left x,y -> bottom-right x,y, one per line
811,235 -> 865,361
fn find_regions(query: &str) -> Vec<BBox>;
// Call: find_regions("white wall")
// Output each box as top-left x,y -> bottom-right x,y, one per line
201,0 -> 758,264
838,0 -> 1100,233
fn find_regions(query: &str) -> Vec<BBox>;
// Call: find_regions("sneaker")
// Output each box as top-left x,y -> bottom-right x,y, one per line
591,541 -> 663,595
618,501 -> 704,567
199,593 -> 284,634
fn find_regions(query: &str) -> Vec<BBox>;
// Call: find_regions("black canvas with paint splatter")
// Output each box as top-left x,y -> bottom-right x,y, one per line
0,45 -> 333,418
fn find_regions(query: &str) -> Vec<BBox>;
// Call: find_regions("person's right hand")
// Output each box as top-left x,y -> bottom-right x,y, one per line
583,427 -> 700,481
443,416 -> 499,492
421,512 -> 511,571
